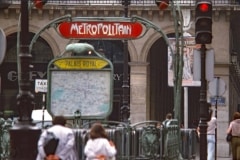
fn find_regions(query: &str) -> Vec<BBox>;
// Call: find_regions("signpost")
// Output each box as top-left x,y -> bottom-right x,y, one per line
208,77 -> 226,160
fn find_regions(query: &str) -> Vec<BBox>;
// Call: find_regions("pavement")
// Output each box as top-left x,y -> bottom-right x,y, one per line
190,143 -> 232,160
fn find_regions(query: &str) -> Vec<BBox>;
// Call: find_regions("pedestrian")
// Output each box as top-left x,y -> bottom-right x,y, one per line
36,115 -> 78,160
84,122 -> 117,160
162,113 -> 172,127
226,112 -> 240,160
207,109 -> 217,160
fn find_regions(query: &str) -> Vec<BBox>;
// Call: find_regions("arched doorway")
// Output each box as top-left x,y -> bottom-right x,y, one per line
148,35 -> 200,128
0,32 -> 53,116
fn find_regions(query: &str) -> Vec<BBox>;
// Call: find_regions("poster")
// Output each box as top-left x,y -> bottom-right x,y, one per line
168,37 -> 201,87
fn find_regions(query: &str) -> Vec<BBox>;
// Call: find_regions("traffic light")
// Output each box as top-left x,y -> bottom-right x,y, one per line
33,0 -> 48,9
122,0 -> 131,5
195,0 -> 212,44
155,0 -> 169,10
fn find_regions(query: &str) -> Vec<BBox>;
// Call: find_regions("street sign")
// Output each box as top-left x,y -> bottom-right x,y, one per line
35,79 -> 48,93
208,77 -> 226,96
53,58 -> 109,69
210,96 -> 225,106
58,21 -> 143,39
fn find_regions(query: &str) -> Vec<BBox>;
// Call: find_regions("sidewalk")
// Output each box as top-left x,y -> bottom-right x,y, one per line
192,143 -> 232,160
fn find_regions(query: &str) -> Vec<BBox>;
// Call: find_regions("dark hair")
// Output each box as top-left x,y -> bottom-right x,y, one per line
52,116 -> 66,126
166,113 -> 172,119
89,123 -> 108,139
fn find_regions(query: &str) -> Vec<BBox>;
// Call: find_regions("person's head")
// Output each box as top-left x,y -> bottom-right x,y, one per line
89,123 -> 108,139
166,113 -> 172,120
52,116 -> 66,126
233,112 -> 240,120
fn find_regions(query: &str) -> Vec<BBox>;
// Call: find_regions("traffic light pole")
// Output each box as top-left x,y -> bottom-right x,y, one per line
195,1 -> 213,159
199,44 -> 208,160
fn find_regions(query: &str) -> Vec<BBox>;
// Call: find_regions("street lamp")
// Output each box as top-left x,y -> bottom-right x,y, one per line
121,0 -> 130,123
9,1 -> 48,159
155,0 -> 184,126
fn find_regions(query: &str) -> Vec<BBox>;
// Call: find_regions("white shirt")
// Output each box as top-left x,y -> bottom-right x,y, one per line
36,125 -> 78,160
84,138 -> 117,160
207,117 -> 217,135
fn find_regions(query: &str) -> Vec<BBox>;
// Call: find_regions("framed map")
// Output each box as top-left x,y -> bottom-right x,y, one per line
48,70 -> 112,119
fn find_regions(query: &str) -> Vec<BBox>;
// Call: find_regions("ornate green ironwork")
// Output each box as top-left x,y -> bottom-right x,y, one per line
140,125 -> 160,159
0,118 -> 14,159
0,117 -> 188,160
162,119 -> 182,160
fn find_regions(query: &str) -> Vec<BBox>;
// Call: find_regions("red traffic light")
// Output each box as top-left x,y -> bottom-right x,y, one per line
155,0 -> 169,10
34,0 -> 47,9
198,3 -> 210,12
195,0 -> 212,44
196,1 -> 212,15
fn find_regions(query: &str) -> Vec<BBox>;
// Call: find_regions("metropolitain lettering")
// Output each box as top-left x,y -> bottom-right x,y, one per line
70,23 -> 132,36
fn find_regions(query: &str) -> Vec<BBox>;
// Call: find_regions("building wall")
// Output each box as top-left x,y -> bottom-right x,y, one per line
0,3 -> 235,158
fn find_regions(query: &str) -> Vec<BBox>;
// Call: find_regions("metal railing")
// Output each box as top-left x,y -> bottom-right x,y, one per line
0,118 -> 14,159
2,0 -> 240,6
74,119 -> 184,160
0,118 -> 198,160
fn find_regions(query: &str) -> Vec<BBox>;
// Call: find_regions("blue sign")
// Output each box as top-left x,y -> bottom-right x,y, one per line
210,97 -> 226,106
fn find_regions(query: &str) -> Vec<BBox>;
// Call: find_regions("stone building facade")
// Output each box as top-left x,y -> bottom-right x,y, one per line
0,0 -> 240,158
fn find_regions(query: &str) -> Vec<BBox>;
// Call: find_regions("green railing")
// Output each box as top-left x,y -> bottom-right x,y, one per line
0,118 -> 13,160
73,119 -> 182,160
0,118 -> 198,160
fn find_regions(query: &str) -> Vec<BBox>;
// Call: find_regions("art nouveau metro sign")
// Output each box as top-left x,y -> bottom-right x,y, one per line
58,21 -> 143,39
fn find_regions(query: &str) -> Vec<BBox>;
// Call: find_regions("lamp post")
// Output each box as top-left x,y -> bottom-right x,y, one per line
9,1 -> 41,159
155,0 -> 184,126
121,0 -> 130,123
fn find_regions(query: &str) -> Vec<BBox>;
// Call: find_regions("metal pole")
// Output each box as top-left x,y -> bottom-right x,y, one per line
121,0 -> 130,123
169,0 -> 184,126
9,1 -> 41,159
214,77 -> 219,160
184,87 -> 188,128
199,44 -> 208,160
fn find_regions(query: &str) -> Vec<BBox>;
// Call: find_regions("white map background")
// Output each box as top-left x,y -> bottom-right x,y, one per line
49,70 -> 111,118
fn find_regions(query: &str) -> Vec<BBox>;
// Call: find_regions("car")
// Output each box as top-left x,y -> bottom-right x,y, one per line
31,109 -> 53,129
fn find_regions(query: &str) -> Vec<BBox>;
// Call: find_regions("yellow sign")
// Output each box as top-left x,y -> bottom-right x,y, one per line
54,58 -> 108,69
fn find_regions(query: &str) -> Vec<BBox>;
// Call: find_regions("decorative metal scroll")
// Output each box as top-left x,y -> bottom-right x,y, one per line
0,118 -> 14,159
140,125 -> 160,159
